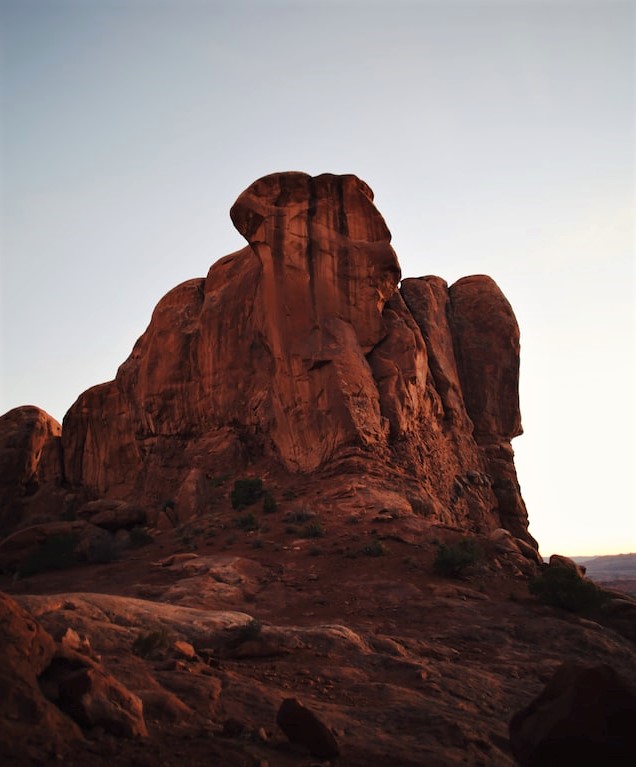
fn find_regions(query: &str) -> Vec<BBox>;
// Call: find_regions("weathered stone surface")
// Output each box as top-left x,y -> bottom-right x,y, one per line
1,172 -> 534,549
58,665 -> 148,738
0,592 -> 82,760
0,520 -> 116,574
276,697 -> 340,758
509,663 -> 636,766
0,406 -> 64,533
549,553 -> 586,576
77,499 -> 146,531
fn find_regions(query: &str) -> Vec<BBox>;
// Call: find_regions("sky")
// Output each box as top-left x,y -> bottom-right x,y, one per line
1,0 -> 634,556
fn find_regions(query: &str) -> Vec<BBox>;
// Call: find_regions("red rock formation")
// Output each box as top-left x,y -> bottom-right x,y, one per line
0,591 -> 82,761
0,406 -> 64,532
1,172 -> 534,547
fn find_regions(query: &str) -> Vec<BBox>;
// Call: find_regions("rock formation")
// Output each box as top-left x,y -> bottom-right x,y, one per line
0,172 -> 534,548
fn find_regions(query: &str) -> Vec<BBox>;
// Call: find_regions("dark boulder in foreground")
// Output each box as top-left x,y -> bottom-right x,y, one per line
509,662 -> 636,766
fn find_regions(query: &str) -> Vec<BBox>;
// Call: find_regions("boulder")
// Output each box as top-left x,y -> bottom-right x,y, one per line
549,553 -> 587,576
0,592 -> 82,760
276,697 -> 339,758
57,665 -> 148,738
509,663 -> 636,766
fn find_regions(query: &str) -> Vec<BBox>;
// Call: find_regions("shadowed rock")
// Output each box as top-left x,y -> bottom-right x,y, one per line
277,696 -> 340,758
509,663 -> 636,766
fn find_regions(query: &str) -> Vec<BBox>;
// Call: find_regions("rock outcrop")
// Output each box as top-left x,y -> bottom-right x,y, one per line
0,172 -> 534,548
510,663 -> 636,766
0,406 -> 65,532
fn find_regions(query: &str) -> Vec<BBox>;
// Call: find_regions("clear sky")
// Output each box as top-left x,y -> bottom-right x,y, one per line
1,0 -> 634,556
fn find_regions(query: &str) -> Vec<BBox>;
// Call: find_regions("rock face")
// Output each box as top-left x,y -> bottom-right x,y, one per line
277,697 -> 340,758
0,406 -> 64,532
509,663 -> 636,766
0,591 -> 82,761
0,172 -> 533,547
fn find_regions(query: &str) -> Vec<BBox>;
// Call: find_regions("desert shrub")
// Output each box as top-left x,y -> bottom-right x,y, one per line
361,537 -> 385,557
300,521 -> 325,539
231,478 -> 264,510
284,509 -> 315,524
251,538 -> 264,549
228,618 -> 262,647
161,499 -> 178,527
234,512 -> 259,531
529,567 -> 608,613
132,628 -> 172,659
210,473 -> 230,488
262,492 -> 277,514
433,538 -> 482,578
87,533 -> 121,563
20,533 -> 80,576
282,488 -> 297,500
129,527 -> 154,548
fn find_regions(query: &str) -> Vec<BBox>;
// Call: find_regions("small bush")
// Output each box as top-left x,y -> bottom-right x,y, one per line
282,489 -> 297,500
433,538 -> 482,578
284,509 -> 315,524
87,534 -> 121,564
20,533 -> 80,576
231,478 -> 264,510
262,492 -> 277,514
529,567 -> 608,614
129,526 -> 154,548
231,618 -> 262,646
132,628 -> 172,659
251,538 -> 264,549
234,512 -> 259,531
210,473 -> 230,488
300,521 -> 325,539
361,537 -> 385,557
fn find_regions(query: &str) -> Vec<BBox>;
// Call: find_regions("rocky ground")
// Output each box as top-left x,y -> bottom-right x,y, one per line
2,500 -> 635,767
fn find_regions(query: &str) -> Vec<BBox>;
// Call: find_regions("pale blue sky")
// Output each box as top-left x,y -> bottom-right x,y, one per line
1,0 -> 634,555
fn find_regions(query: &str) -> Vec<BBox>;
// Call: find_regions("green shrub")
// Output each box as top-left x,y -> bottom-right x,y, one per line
433,538 -> 482,578
529,567 -> 608,613
300,521 -> 325,539
87,534 -> 121,563
361,537 -> 385,557
231,478 -> 264,510
132,628 -> 172,659
262,492 -> 277,514
230,618 -> 262,646
20,533 -> 81,576
234,512 -> 259,531
284,509 -> 314,524
129,527 -> 154,548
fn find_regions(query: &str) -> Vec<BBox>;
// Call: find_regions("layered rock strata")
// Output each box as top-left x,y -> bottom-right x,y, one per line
0,172 -> 533,546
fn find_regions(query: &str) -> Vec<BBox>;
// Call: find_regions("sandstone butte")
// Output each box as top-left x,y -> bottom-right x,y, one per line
2,173 -> 636,767
1,171 -> 531,547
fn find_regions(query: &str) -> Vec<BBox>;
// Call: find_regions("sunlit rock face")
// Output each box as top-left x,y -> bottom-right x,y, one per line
2,172 -> 533,546
0,406 -> 64,531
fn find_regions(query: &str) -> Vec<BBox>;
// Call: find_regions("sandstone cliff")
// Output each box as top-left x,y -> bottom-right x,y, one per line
0,172 -> 533,547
